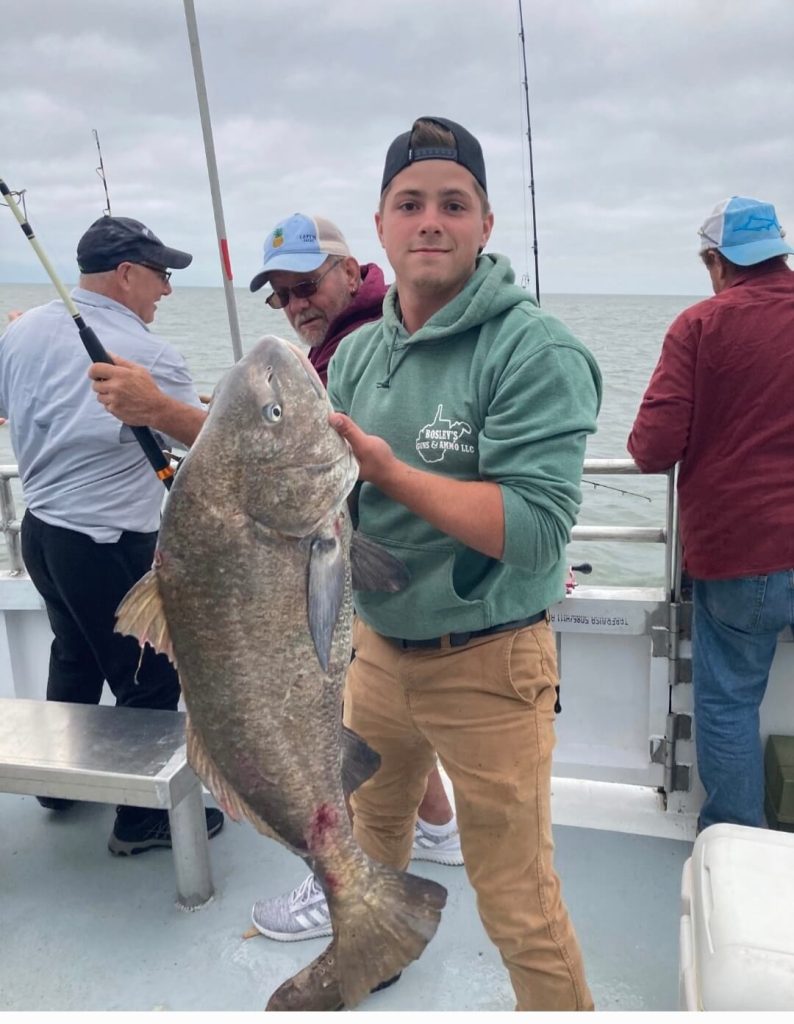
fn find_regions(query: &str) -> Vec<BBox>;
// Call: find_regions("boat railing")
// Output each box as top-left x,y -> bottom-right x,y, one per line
574,458 -> 680,601
0,465 -> 23,574
0,458 -> 683,597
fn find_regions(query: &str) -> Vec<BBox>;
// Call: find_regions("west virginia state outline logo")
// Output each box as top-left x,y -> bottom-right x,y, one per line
415,404 -> 475,464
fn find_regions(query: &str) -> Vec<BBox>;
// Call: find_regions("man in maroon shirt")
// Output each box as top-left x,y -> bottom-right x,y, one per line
248,213 -> 463,944
628,196 -> 794,832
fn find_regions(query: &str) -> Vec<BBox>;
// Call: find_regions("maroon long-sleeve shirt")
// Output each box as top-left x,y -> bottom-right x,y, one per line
308,263 -> 387,386
628,264 -> 794,579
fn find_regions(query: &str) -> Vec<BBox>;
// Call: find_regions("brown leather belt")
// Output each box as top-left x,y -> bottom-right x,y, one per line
384,609 -> 548,651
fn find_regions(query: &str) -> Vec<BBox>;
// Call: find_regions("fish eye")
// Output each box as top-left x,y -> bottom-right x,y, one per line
262,402 -> 282,423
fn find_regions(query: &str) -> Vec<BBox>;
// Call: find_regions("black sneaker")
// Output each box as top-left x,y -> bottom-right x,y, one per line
37,797 -> 76,811
108,806 -> 224,856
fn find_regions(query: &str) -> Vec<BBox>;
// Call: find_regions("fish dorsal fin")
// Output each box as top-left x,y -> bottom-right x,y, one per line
308,534 -> 346,672
350,532 -> 410,593
115,568 -> 176,665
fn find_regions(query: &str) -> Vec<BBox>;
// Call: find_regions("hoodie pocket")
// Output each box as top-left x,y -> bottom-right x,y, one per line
354,536 -> 487,638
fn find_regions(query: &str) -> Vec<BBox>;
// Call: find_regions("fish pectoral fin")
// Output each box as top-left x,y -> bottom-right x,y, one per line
115,568 -> 175,664
350,533 -> 410,593
341,725 -> 381,796
308,534 -> 346,673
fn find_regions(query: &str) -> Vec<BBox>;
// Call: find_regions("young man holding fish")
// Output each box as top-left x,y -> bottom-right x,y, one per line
270,116 -> 601,1011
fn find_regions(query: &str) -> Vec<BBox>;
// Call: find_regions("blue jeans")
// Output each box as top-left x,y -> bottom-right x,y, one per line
693,571 -> 794,831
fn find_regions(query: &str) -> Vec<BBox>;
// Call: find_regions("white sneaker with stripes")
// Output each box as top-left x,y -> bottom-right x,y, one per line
251,872 -> 331,942
411,818 -> 464,866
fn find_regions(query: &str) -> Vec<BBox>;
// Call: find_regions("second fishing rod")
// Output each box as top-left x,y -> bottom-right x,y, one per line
0,178 -> 176,489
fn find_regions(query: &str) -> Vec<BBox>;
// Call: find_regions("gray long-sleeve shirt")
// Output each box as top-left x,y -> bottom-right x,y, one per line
0,287 -> 202,542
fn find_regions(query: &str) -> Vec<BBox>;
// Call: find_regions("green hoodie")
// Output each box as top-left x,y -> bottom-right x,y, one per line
328,253 -> 602,640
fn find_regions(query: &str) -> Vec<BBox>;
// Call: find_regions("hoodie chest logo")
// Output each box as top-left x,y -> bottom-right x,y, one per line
416,404 -> 475,464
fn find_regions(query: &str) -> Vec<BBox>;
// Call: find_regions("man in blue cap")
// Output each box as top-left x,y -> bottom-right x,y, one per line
629,196 -> 794,833
249,213 -> 381,387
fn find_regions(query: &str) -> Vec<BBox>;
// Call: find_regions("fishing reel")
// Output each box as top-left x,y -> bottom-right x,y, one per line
565,562 -> 592,594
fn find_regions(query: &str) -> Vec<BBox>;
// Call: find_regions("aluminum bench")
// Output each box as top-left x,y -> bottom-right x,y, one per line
0,697 -> 213,908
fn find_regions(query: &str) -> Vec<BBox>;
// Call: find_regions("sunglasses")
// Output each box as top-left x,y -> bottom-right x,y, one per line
265,259 -> 342,309
136,262 -> 172,284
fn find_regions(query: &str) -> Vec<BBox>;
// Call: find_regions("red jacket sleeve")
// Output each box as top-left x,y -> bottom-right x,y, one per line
627,315 -> 697,473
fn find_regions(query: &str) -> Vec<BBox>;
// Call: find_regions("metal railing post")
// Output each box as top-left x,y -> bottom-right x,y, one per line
0,467 -> 23,574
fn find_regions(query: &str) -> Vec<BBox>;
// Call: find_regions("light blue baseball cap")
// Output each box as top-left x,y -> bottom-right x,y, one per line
698,196 -> 794,266
249,213 -> 350,292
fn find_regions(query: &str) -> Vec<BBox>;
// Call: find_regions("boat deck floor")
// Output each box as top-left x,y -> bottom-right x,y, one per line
0,789 -> 691,1012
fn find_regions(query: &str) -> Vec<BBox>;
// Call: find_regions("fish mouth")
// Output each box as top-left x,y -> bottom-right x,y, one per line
283,341 -> 325,399
300,446 -> 358,490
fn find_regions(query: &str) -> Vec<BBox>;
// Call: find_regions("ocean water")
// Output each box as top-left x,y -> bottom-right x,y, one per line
0,282 -> 702,584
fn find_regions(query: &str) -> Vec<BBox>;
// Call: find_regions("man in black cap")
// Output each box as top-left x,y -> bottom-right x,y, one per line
0,215 -> 223,854
267,117 -> 599,1011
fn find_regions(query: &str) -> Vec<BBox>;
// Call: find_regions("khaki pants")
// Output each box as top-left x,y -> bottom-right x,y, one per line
344,618 -> 593,1012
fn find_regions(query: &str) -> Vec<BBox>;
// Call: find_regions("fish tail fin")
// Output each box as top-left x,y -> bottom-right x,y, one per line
331,863 -> 447,1008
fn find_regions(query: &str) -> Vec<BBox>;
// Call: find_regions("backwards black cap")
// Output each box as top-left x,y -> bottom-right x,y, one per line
380,115 -> 487,196
77,216 -> 193,274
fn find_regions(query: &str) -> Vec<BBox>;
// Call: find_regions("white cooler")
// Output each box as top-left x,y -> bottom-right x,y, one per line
679,822 -> 794,1010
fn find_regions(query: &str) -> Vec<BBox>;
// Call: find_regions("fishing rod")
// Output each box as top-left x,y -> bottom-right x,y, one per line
581,478 -> 652,502
517,0 -> 540,305
183,0 -> 243,364
92,129 -> 112,216
0,184 -> 28,221
0,177 -> 175,489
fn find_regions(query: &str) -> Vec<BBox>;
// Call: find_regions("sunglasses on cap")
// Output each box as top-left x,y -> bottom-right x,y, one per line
265,259 -> 342,310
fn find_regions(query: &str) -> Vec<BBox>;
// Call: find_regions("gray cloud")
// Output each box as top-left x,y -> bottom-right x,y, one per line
2,0 -> 793,295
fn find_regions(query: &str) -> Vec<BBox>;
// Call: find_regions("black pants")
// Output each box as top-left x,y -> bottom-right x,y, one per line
21,510 -> 180,712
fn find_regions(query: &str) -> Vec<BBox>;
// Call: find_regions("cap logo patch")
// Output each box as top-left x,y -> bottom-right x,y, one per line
272,228 -> 284,249
738,213 -> 779,233
298,232 -> 317,243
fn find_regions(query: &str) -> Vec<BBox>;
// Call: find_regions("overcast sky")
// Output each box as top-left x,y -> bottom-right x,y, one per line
2,0 -> 793,295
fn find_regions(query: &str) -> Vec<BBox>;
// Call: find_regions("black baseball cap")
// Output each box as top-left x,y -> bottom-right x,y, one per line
76,216 -> 193,274
380,115 -> 487,196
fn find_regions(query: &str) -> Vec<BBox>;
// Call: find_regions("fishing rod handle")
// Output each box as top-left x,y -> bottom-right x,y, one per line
77,322 -> 174,488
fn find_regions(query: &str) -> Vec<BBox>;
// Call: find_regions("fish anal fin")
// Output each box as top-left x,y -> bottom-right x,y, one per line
115,568 -> 175,665
341,725 -> 381,796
